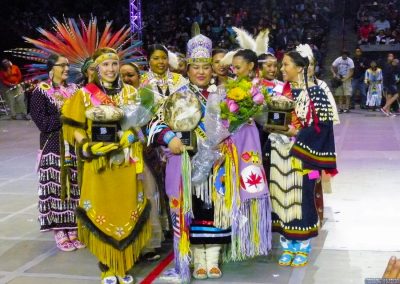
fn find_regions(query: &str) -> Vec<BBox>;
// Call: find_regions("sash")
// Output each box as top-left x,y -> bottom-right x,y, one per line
189,84 -> 208,140
84,83 -> 116,106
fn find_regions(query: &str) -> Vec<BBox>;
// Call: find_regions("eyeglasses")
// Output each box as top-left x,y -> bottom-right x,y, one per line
54,63 -> 70,68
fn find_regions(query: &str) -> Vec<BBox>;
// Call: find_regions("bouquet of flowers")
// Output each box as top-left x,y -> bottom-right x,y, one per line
220,78 -> 271,132
120,85 -> 156,130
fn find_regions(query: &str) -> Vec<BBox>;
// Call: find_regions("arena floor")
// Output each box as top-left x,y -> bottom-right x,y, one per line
0,109 -> 399,284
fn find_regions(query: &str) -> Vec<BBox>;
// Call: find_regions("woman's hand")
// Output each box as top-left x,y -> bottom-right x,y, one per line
82,142 -> 119,157
168,137 -> 185,154
119,130 -> 135,148
285,126 -> 299,137
264,126 -> 298,137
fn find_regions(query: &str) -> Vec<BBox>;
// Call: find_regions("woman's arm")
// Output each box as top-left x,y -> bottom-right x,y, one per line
30,89 -> 62,133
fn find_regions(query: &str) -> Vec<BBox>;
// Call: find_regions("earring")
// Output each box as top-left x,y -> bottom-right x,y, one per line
297,73 -> 305,88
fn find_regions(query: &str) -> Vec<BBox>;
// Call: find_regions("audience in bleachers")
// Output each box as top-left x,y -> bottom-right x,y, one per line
357,0 -> 400,45
142,0 -> 333,76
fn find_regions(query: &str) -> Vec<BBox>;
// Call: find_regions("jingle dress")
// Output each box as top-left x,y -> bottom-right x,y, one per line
30,81 -> 79,231
141,70 -> 187,253
270,85 -> 337,240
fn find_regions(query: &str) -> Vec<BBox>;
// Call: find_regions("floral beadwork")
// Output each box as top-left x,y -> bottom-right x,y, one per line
83,200 -> 92,211
115,227 -> 125,237
130,210 -> 139,221
137,192 -> 144,203
95,215 -> 106,225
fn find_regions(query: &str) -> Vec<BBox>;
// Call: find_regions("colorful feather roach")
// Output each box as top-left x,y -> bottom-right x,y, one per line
5,16 -> 146,83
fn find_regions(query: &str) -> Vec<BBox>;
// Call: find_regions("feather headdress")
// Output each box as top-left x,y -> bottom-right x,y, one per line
167,49 -> 179,70
255,29 -> 270,56
6,16 -> 146,82
232,27 -> 256,51
220,27 -> 270,66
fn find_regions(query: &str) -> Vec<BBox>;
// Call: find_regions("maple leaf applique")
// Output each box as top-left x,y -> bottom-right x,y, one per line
246,171 -> 263,188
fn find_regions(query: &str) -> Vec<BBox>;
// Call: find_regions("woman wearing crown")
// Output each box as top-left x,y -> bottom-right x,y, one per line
145,34 -> 230,282
62,47 -> 151,284
185,33 -> 232,280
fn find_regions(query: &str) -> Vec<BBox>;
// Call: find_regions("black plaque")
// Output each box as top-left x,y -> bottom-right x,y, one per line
264,110 -> 292,131
91,123 -> 118,143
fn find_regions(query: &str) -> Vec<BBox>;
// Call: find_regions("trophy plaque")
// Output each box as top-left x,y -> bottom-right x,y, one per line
86,105 -> 124,143
91,122 -> 119,143
174,130 -> 197,151
255,96 -> 295,132
264,110 -> 292,131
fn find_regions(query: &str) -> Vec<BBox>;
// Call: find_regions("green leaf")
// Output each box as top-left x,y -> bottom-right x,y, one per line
138,85 -> 155,109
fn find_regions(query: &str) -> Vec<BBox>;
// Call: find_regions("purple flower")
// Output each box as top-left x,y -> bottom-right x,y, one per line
222,119 -> 230,128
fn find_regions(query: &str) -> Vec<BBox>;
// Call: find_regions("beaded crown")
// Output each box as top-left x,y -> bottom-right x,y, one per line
186,34 -> 212,64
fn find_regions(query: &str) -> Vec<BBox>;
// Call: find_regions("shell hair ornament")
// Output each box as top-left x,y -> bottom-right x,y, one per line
295,44 -> 314,63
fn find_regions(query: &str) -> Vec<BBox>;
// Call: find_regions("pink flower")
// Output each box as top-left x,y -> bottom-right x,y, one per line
253,93 -> 265,104
227,99 -> 239,113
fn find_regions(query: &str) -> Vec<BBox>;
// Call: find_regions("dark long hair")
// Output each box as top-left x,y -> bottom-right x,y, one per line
46,53 -> 69,86
233,49 -> 258,71
212,48 -> 227,58
46,53 -> 61,72
120,62 -> 141,76
147,44 -> 168,61
257,53 -> 276,69
285,50 -> 310,89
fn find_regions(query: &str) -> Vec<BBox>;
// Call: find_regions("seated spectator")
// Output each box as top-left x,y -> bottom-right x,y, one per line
374,14 -> 391,32
392,29 -> 400,43
0,59 -> 29,120
376,30 -> 387,44
385,29 -> 396,44
359,20 -> 375,44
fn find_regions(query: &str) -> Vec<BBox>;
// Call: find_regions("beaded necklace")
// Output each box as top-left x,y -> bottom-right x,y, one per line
38,81 -> 77,109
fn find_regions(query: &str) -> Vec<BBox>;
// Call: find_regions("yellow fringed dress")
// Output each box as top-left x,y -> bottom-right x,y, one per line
62,85 -> 151,276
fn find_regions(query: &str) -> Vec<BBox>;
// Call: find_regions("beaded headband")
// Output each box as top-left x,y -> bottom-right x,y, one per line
94,53 -> 119,66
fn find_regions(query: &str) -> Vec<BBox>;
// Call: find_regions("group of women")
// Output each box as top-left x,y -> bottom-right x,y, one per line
30,29 -> 338,284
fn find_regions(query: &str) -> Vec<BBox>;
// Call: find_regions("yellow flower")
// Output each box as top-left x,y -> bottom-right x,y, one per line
227,87 -> 248,101
238,80 -> 252,90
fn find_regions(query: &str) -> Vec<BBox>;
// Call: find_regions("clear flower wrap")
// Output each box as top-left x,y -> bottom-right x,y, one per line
191,88 -> 230,185
120,86 -> 156,130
